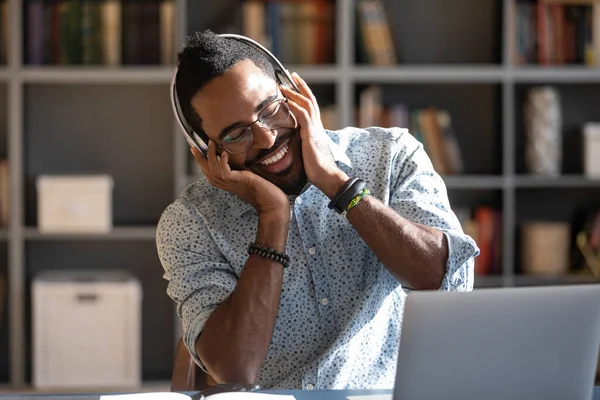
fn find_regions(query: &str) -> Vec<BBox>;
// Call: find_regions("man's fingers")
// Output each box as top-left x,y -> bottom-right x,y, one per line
286,100 -> 311,139
206,141 -> 221,177
219,151 -> 233,180
292,72 -> 320,119
282,85 -> 316,120
191,146 -> 209,175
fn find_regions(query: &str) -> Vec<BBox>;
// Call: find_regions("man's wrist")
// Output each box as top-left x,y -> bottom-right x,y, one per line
258,208 -> 290,226
320,170 -> 350,200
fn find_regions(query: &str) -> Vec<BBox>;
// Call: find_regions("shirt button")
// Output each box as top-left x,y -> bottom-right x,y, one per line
308,248 -> 316,255
296,197 -> 303,205
306,384 -> 315,390
321,298 -> 329,305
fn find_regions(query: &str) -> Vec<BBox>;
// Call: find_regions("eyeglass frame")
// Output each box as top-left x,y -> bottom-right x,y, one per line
213,91 -> 297,155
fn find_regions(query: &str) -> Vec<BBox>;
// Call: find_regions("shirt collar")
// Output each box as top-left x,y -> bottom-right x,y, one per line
327,132 -> 353,169
228,131 -> 353,217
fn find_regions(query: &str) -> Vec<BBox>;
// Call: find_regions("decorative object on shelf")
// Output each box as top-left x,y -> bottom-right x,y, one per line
32,270 -> 142,389
524,86 -> 562,177
36,174 -> 114,233
583,122 -> 600,179
521,222 -> 570,276
576,210 -> 600,278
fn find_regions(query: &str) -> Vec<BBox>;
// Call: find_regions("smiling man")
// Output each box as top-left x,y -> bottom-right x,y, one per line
156,30 -> 479,390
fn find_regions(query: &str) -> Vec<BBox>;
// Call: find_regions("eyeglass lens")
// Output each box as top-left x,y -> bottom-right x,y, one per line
222,99 -> 291,154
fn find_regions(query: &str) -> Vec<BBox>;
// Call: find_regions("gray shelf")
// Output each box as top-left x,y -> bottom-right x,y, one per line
283,65 -> 341,83
474,275 -> 505,288
19,65 -> 341,85
351,65 -> 506,83
23,226 -> 156,241
475,274 -> 600,288
513,273 -> 600,286
514,175 -> 600,188
0,380 -> 171,395
442,175 -> 504,189
21,67 -> 175,84
512,66 -> 600,82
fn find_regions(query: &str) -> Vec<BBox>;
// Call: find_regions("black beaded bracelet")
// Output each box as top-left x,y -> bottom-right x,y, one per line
248,242 -> 291,268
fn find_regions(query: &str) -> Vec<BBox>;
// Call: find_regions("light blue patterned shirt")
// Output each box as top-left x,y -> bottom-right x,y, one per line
156,126 -> 479,390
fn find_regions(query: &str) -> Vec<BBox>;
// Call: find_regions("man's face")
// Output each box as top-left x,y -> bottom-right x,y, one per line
191,60 -> 307,195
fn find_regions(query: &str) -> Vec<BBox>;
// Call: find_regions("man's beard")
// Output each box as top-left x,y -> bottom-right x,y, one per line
278,167 -> 308,196
248,128 -> 309,196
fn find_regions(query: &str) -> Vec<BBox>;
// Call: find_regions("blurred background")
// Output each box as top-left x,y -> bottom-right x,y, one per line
0,0 -> 599,394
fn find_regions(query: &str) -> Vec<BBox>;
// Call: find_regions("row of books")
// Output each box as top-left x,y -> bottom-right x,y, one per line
357,85 -> 464,176
24,0 -> 174,66
241,0 -> 336,65
511,0 -> 600,65
455,207 -> 503,277
0,0 -> 7,65
355,0 -> 398,66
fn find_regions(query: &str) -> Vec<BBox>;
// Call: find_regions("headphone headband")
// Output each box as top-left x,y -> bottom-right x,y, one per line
170,33 -> 299,156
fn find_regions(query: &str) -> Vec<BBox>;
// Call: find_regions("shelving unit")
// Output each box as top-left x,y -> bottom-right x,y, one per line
0,0 -> 598,391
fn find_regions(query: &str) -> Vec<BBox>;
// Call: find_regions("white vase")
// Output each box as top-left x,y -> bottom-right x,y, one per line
524,86 -> 562,176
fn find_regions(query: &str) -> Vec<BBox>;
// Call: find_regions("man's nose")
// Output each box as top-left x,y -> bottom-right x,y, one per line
250,123 -> 277,149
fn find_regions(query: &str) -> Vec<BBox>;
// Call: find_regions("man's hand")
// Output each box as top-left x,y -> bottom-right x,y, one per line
281,73 -> 349,200
191,141 -> 290,216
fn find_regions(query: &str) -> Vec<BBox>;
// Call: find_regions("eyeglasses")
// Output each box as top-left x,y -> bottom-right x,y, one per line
216,96 -> 294,155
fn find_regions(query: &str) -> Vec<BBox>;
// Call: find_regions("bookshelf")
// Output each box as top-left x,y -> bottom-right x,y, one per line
0,0 -> 598,391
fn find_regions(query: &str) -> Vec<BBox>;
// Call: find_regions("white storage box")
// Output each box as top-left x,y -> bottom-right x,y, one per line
32,270 -> 142,390
36,174 -> 114,233
583,123 -> 600,179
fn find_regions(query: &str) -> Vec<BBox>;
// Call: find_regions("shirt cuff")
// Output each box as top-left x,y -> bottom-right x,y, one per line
183,308 -> 214,374
439,229 -> 480,291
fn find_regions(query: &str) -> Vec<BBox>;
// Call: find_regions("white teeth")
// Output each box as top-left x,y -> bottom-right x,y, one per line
260,144 -> 289,166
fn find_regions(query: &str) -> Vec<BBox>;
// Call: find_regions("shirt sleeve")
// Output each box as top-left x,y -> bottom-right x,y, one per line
156,198 -> 238,372
385,127 -> 480,292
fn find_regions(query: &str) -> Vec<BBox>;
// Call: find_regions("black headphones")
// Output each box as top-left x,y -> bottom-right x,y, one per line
169,33 -> 300,157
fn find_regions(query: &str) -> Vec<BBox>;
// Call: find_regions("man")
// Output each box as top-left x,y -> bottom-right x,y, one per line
156,29 -> 479,390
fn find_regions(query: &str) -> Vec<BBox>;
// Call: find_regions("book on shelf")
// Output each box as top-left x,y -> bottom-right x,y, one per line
241,0 -> 335,65
454,206 -> 502,277
356,85 -> 464,175
25,0 -> 175,66
511,0 -> 600,66
355,0 -> 397,66
0,0 -> 7,65
0,159 -> 7,228
0,272 -> 5,329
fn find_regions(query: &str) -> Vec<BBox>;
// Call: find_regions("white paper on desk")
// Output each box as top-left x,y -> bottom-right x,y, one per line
100,392 -> 296,400
346,395 -> 392,400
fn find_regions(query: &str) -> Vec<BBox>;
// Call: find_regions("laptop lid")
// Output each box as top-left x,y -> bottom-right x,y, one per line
393,284 -> 600,400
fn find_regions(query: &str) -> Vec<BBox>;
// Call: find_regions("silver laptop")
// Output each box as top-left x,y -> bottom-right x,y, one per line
393,284 -> 600,400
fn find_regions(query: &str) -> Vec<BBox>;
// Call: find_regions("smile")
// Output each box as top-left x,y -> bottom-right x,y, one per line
255,138 -> 294,174
260,143 -> 289,166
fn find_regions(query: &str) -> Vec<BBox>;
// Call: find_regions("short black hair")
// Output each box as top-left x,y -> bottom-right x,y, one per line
175,29 -> 276,135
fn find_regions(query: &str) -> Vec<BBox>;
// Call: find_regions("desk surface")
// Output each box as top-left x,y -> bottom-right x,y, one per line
1,387 -> 600,400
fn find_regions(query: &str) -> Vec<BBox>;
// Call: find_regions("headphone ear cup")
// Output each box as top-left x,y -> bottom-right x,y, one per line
275,70 -> 300,93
